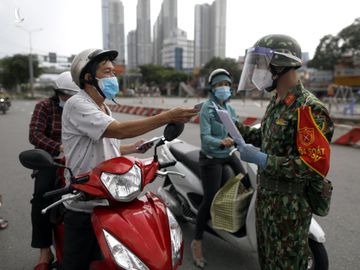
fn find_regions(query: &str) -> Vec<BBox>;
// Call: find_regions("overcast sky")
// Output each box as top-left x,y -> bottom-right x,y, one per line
0,0 -> 359,61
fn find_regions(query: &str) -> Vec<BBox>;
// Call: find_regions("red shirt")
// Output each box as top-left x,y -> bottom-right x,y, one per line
29,96 -> 62,156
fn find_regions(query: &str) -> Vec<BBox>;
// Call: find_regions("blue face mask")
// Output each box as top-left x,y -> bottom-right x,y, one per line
214,86 -> 231,101
96,77 -> 119,99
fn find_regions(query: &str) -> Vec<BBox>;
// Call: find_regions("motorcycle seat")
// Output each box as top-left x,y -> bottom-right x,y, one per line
169,142 -> 201,178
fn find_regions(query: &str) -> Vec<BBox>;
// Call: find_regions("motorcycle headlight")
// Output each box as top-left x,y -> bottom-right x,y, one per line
100,164 -> 142,202
103,229 -> 149,270
166,208 -> 183,267
0,98 -> 4,102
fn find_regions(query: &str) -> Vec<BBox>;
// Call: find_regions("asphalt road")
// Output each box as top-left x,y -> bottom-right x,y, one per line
0,100 -> 359,270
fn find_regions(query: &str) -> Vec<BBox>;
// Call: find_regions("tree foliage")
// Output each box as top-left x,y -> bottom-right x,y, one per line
200,57 -> 241,84
308,17 -> 360,70
138,64 -> 188,86
338,17 -> 360,57
307,35 -> 341,70
0,54 -> 41,90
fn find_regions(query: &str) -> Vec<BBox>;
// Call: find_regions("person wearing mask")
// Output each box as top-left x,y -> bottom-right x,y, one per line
61,48 -> 198,270
29,71 -> 80,270
191,68 -> 243,269
235,34 -> 334,269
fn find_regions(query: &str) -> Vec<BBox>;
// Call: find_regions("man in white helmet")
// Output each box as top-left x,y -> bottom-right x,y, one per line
28,71 -> 79,270
61,48 -> 198,270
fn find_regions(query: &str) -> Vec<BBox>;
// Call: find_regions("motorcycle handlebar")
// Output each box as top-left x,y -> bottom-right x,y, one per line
43,186 -> 72,199
158,160 -> 177,169
43,175 -> 88,199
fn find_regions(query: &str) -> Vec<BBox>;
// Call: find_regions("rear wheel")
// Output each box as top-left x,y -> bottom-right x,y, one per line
308,238 -> 328,270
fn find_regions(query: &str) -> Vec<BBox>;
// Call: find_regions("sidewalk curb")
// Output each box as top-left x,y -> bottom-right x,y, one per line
108,104 -> 360,147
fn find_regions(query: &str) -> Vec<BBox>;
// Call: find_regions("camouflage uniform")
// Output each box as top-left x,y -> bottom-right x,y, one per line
237,82 -> 334,269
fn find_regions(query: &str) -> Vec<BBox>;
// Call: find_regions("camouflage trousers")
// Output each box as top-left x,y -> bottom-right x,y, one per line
256,187 -> 312,270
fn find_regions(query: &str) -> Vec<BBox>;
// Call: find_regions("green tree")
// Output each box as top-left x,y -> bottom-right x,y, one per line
338,17 -> 360,57
138,64 -> 188,86
307,35 -> 341,70
308,17 -> 360,70
200,57 -> 241,85
0,54 -> 41,90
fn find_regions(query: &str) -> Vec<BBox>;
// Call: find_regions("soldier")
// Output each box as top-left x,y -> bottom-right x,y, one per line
234,35 -> 334,269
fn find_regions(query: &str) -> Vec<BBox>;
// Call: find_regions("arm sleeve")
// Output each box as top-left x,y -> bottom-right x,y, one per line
29,101 -> 61,155
263,104 -> 334,181
235,121 -> 262,147
199,107 -> 223,147
68,100 -> 115,141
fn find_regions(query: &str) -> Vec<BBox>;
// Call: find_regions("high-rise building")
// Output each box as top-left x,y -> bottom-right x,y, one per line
194,4 -> 212,68
153,0 -> 178,65
102,0 -> 125,63
127,30 -> 137,70
161,29 -> 194,70
213,0 -> 226,58
194,0 -> 226,67
136,0 -> 152,66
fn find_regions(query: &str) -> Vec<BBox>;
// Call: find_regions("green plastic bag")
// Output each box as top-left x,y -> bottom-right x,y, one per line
210,173 -> 254,233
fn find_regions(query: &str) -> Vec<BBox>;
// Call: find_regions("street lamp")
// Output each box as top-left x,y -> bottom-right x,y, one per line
16,25 -> 42,98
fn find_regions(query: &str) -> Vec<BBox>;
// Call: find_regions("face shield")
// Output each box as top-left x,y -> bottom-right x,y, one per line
238,47 -> 302,92
238,47 -> 275,92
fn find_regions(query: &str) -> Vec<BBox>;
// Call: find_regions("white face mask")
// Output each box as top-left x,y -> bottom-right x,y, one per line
251,68 -> 273,91
59,99 -> 65,108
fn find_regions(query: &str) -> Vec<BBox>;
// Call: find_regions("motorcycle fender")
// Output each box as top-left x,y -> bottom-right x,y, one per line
309,217 -> 326,243
91,192 -> 176,270
157,187 -> 182,216
170,162 -> 203,195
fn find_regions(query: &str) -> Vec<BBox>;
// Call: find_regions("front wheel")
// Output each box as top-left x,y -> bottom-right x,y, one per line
308,238 -> 328,270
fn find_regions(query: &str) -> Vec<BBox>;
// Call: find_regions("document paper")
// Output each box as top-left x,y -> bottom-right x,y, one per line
213,106 -> 245,145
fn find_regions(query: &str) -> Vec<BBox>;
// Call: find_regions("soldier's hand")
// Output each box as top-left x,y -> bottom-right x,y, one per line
237,143 -> 268,169
166,107 -> 198,123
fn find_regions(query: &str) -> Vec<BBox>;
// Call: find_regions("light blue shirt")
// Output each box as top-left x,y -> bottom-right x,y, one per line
199,97 -> 238,158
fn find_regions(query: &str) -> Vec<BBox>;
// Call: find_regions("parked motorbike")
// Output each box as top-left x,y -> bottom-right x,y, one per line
157,139 -> 329,270
19,123 -> 187,270
0,97 -> 10,114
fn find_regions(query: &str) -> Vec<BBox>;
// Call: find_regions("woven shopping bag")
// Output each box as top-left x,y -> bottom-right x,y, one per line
210,173 -> 254,233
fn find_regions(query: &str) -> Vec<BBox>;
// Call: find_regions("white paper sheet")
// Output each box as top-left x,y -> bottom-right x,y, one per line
213,105 -> 245,145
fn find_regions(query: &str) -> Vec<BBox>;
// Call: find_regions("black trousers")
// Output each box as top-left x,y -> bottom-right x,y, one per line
194,152 -> 243,240
31,167 -> 57,248
61,209 -> 102,270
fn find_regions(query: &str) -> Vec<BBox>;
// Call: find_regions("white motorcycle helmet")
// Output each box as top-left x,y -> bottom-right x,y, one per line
54,71 -> 80,96
208,68 -> 232,88
71,48 -> 118,88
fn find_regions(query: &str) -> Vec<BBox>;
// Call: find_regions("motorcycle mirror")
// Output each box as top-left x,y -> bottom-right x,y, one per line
19,149 -> 57,170
163,123 -> 184,142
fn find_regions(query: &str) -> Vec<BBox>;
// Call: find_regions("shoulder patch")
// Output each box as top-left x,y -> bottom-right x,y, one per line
284,93 -> 295,106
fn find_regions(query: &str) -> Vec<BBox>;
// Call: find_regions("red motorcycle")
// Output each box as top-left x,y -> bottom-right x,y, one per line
19,123 -> 186,270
